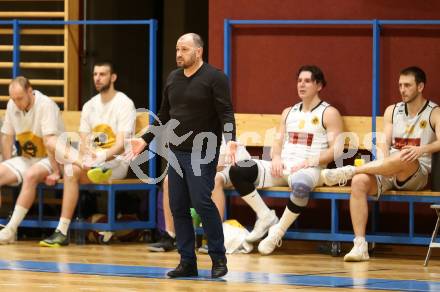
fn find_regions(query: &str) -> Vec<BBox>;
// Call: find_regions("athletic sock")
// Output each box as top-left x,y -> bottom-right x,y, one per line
242,190 -> 271,218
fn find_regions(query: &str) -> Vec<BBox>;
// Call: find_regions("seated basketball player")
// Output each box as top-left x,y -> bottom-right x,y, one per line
39,61 -> 137,247
229,65 -> 344,255
0,76 -> 64,244
148,141 -> 250,252
322,66 -> 440,262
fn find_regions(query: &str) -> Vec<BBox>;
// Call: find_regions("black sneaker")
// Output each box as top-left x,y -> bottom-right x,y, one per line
211,258 -> 228,278
167,261 -> 198,278
39,230 -> 69,247
147,232 -> 176,252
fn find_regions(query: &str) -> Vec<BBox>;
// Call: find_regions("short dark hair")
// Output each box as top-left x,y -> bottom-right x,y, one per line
189,33 -> 204,48
94,61 -> 116,74
400,66 -> 426,85
297,65 -> 327,88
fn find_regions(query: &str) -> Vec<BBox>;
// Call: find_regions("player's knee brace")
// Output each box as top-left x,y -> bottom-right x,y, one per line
229,160 -> 258,196
287,173 -> 314,213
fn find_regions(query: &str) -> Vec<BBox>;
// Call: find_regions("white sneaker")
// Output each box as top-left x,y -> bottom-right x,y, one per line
258,224 -> 284,255
0,227 -> 16,244
322,166 -> 356,186
344,238 -> 369,262
246,210 -> 279,243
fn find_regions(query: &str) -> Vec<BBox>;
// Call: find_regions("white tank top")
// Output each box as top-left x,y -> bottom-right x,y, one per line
281,101 -> 330,164
391,100 -> 438,172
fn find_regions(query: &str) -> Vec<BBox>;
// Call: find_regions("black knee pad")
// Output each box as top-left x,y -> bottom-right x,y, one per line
229,160 -> 258,196
287,199 -> 306,214
288,182 -> 311,213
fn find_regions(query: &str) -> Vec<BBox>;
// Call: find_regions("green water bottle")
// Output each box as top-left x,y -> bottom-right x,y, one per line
191,208 -> 201,248
191,208 -> 201,228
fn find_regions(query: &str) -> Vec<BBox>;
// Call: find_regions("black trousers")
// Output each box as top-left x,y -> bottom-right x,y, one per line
168,150 -> 226,263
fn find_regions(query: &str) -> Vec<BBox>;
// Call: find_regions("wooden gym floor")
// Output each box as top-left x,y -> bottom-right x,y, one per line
0,240 -> 440,291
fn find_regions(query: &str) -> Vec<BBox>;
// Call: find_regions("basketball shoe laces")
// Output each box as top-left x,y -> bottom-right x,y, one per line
337,171 -> 349,187
327,167 -> 351,187
268,226 -> 283,248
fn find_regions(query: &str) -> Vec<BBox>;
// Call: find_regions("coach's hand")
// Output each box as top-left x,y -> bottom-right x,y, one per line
123,138 -> 148,161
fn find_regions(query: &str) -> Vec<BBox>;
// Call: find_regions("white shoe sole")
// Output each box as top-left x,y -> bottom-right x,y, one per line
344,254 -> 369,262
0,239 -> 15,245
258,244 -> 276,255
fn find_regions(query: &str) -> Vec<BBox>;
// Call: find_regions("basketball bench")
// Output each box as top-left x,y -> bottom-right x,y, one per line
0,110 -> 157,241
225,113 -> 440,250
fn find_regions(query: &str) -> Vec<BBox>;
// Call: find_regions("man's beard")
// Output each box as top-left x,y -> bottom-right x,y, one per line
97,82 -> 111,93
404,93 -> 418,104
177,54 -> 197,69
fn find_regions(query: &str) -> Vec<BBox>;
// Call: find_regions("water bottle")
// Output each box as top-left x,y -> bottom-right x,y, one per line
74,216 -> 86,245
191,208 -> 201,228
191,208 -> 201,247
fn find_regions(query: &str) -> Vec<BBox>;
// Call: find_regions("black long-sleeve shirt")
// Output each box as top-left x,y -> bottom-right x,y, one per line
142,62 -> 236,152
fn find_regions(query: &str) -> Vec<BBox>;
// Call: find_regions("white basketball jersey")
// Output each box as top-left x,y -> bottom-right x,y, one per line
281,101 -> 330,164
391,100 -> 438,172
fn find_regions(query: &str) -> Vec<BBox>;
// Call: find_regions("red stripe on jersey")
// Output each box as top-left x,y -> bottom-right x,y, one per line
393,137 -> 421,149
288,132 -> 314,146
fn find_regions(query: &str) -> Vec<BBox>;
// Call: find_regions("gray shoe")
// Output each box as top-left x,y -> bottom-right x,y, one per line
147,232 -> 176,252
39,230 -> 69,247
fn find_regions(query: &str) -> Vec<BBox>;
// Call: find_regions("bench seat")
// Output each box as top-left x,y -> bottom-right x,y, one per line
0,110 -> 157,240
225,113 -> 440,247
